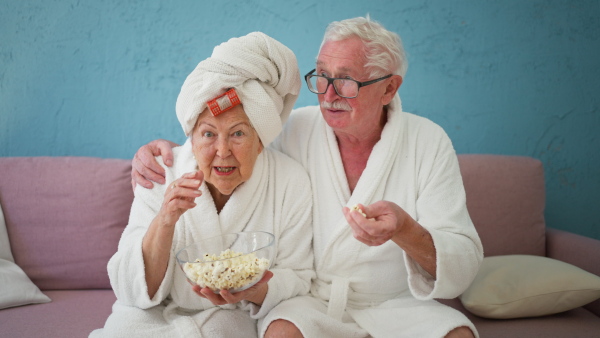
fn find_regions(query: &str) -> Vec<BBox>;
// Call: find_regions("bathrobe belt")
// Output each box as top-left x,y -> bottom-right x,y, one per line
313,277 -> 403,321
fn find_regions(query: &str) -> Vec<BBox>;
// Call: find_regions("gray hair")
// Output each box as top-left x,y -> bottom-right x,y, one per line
319,15 -> 408,79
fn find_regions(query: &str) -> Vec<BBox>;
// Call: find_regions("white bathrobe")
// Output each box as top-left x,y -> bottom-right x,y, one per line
263,95 -> 483,338
91,140 -> 314,338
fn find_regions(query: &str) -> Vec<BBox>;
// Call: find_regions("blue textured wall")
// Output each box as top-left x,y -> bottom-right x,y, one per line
1,1 -> 599,240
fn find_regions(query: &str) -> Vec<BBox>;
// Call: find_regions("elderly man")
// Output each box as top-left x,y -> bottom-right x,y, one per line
132,17 -> 483,338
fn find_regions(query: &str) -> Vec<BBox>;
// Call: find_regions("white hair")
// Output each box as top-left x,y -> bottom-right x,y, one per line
319,15 -> 408,78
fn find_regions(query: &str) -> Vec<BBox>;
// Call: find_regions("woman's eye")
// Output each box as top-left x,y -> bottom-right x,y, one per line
233,131 -> 244,137
203,131 -> 214,137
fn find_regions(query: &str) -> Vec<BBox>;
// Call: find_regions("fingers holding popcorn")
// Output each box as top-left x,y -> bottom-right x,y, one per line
350,204 -> 367,217
344,201 -> 407,246
169,171 -> 203,192
159,171 -> 204,226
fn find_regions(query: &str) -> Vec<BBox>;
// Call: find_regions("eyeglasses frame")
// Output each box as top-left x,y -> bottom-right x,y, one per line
304,69 -> 393,99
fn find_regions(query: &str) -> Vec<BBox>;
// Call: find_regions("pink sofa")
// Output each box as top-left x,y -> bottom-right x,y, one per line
0,155 -> 599,337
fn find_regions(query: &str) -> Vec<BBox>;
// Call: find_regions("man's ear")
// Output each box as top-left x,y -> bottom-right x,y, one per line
381,75 -> 403,106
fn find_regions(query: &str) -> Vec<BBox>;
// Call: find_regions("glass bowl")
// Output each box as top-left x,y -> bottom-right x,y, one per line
176,231 -> 275,293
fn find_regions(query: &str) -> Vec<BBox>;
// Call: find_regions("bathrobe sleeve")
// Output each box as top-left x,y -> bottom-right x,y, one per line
404,122 -> 483,300
242,151 -> 315,319
107,158 -> 176,309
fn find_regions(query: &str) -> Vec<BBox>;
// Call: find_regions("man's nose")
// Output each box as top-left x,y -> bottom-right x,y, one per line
323,82 -> 340,102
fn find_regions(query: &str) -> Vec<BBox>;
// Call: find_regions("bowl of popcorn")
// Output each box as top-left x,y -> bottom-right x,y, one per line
176,231 -> 275,293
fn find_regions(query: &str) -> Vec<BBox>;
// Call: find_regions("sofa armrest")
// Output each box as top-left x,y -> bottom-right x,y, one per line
546,227 -> 600,317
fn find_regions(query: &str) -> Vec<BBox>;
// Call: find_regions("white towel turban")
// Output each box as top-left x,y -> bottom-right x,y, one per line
176,32 -> 301,146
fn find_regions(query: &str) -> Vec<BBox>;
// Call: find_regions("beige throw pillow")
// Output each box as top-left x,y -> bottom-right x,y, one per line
460,255 -> 600,319
0,202 -> 51,309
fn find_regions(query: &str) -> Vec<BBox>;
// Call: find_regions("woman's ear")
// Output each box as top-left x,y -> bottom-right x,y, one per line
257,139 -> 264,154
381,75 -> 403,106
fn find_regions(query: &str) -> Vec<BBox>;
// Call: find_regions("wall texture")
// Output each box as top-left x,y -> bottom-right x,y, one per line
1,0 -> 599,240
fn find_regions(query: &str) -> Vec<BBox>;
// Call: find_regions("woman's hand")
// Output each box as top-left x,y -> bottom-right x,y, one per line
191,271 -> 273,306
143,171 -> 203,298
156,171 -> 203,227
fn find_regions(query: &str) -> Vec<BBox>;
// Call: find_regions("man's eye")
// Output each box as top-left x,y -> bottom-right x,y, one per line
233,131 -> 244,137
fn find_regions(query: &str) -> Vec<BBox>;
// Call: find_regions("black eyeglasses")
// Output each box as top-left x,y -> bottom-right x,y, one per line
304,69 -> 392,99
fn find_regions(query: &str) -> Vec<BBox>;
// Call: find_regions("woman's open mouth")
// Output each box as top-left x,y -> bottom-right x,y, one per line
214,166 -> 236,175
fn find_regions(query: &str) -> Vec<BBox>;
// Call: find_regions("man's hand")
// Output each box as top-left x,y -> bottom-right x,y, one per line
343,201 -> 409,246
343,201 -> 437,277
132,139 -> 179,190
191,271 -> 273,306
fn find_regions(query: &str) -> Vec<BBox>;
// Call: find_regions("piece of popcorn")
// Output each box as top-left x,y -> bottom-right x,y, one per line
183,249 -> 269,292
351,204 -> 367,217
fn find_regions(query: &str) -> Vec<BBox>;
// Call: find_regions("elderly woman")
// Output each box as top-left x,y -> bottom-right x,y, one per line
90,32 -> 314,337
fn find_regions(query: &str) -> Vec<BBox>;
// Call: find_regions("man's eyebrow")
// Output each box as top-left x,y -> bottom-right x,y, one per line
315,61 -> 353,75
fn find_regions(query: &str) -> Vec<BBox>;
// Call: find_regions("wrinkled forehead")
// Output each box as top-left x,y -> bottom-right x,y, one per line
194,104 -> 253,128
316,38 -> 368,74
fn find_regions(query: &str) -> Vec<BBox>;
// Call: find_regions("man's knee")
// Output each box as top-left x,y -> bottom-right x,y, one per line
445,325 -> 475,338
264,319 -> 303,338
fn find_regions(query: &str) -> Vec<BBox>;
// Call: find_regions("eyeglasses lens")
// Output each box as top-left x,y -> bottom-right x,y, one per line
309,76 -> 358,98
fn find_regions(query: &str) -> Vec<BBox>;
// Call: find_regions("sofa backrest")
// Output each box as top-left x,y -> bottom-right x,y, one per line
458,154 -> 546,257
0,155 -> 547,290
0,157 -> 133,290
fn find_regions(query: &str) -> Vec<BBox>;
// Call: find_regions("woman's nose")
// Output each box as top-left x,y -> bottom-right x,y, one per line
216,137 -> 231,158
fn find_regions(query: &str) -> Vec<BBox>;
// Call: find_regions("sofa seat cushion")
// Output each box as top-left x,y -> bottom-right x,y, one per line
438,298 -> 600,338
0,290 -> 116,338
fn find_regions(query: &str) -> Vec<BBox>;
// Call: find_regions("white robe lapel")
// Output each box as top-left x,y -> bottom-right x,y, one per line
312,96 -> 406,320
218,151 -> 267,235
350,95 -> 404,207
317,95 -> 405,270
